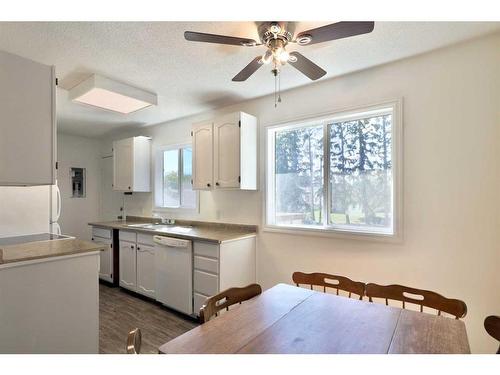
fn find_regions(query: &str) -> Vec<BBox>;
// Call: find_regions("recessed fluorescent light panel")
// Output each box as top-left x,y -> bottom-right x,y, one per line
69,74 -> 157,114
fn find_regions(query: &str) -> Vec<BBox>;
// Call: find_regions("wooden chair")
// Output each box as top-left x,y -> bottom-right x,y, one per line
199,283 -> 262,323
292,272 -> 365,300
126,328 -> 142,354
365,283 -> 467,319
484,315 -> 500,354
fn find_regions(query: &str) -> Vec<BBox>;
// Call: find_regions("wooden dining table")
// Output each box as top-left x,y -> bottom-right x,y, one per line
158,283 -> 470,354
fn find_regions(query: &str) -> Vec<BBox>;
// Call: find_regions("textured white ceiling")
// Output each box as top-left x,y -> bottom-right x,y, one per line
0,21 -> 498,137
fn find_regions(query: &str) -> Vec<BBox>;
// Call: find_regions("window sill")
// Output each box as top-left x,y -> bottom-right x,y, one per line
262,224 -> 402,243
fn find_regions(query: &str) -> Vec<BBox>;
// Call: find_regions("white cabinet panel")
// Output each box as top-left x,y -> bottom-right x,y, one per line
92,236 -> 113,282
191,112 -> 257,191
193,241 -> 219,259
0,50 -> 55,186
92,227 -> 111,240
113,138 -> 133,191
120,230 -> 137,243
136,244 -> 155,298
119,240 -> 136,291
193,269 -> 218,297
192,121 -> 213,190
193,292 -> 209,315
214,114 -> 240,189
194,255 -> 218,274
113,136 -> 151,192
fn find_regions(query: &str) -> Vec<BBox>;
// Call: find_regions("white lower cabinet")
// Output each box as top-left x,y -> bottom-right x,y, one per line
118,231 -> 156,298
192,237 -> 256,316
136,244 -> 156,298
119,240 -> 137,291
91,227 -> 113,283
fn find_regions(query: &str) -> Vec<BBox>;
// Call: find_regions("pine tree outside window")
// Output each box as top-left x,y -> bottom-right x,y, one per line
266,101 -> 402,238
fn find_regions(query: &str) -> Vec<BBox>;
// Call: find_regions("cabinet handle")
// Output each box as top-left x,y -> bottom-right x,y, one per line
131,245 -> 134,249
216,182 -> 220,186
128,186 -> 131,190
137,246 -> 140,250
207,183 -> 211,187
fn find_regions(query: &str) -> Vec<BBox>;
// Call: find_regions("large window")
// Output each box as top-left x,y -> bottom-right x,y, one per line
155,145 -> 197,209
266,103 -> 401,237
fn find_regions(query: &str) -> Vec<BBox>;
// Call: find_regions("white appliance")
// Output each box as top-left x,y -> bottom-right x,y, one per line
49,180 -> 62,234
0,180 -> 62,238
0,185 -> 51,237
154,235 -> 193,315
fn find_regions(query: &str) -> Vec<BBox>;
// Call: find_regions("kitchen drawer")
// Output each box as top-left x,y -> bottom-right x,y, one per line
92,227 -> 111,240
194,270 -> 219,297
194,255 -> 218,274
120,230 -> 137,243
193,292 -> 209,316
193,241 -> 219,259
137,233 -> 154,246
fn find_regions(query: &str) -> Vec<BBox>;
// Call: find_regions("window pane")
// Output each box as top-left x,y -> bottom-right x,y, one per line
181,147 -> 196,208
274,125 -> 324,226
163,149 -> 179,207
329,114 -> 393,233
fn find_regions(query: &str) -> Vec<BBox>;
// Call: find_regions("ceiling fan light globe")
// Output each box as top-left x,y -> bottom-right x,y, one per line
279,50 -> 290,63
261,50 -> 273,64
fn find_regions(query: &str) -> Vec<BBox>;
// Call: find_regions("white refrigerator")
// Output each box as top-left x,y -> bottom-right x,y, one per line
0,183 -> 61,238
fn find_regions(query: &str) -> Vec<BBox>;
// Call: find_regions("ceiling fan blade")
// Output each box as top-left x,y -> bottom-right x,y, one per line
184,31 -> 257,46
296,21 -> 374,45
288,52 -> 326,81
232,56 -> 263,82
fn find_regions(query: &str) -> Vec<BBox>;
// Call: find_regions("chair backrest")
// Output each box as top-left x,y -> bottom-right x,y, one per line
292,272 -> 365,300
199,283 -> 262,323
126,328 -> 142,354
484,315 -> 500,354
365,283 -> 467,319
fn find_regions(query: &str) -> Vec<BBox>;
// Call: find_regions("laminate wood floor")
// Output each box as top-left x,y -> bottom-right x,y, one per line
99,283 -> 198,354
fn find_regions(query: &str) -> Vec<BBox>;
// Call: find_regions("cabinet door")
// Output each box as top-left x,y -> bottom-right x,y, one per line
113,138 -> 133,191
119,240 -> 137,291
0,51 -> 55,185
136,244 -> 156,298
213,114 -> 240,188
92,236 -> 113,282
192,122 -> 213,190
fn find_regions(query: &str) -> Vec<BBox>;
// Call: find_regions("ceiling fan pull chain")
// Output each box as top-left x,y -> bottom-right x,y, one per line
278,72 -> 282,103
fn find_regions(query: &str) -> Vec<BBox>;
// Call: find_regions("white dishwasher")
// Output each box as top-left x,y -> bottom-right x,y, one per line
154,235 -> 193,315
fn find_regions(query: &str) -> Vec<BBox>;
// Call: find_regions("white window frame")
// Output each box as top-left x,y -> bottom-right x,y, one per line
264,99 -> 403,242
153,142 -> 199,213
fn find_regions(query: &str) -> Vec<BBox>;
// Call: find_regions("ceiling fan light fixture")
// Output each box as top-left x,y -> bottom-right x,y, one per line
296,34 -> 312,45
261,50 -> 273,65
269,23 -> 281,34
278,50 -> 290,63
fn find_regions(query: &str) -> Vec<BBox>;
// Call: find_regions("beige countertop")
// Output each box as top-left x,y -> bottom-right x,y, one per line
88,219 -> 257,243
0,239 -> 105,265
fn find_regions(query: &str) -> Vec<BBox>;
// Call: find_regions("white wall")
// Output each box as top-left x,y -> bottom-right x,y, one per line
57,133 -> 102,240
100,32 -> 500,353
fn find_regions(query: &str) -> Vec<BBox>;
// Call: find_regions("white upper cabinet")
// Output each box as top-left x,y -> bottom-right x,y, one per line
192,112 -> 257,191
113,136 -> 151,192
192,121 -> 214,190
0,50 -> 56,186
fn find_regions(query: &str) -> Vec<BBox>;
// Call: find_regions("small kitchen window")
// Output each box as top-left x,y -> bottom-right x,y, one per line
154,144 -> 198,210
70,167 -> 86,198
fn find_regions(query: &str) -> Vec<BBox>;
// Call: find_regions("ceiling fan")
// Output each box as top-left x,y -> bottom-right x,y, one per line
184,22 -> 374,105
